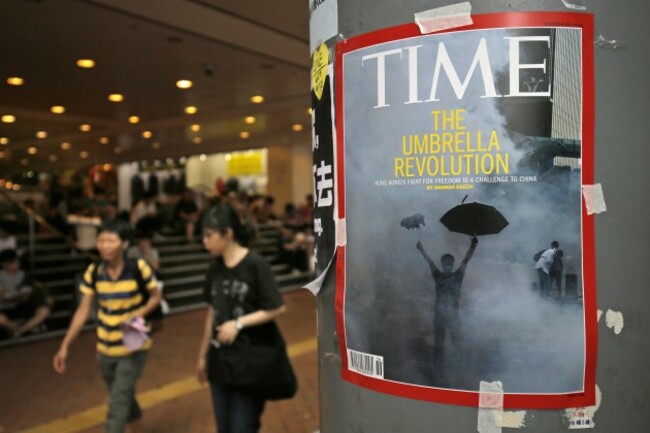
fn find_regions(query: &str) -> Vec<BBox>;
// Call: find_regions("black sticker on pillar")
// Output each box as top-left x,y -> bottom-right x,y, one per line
312,74 -> 336,277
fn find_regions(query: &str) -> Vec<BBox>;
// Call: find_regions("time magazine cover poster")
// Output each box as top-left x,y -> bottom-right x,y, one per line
335,13 -> 596,408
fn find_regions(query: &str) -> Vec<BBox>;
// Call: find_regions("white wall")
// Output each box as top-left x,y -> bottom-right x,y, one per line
291,140 -> 314,206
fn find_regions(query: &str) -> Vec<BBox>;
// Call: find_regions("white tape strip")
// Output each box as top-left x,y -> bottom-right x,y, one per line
605,309 -> 624,334
597,309 -> 603,322
478,381 -> 526,431
414,2 -> 472,35
478,381 -> 503,433
336,218 -> 347,246
582,184 -> 607,215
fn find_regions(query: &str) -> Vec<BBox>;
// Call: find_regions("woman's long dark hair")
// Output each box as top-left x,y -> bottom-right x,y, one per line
201,204 -> 254,246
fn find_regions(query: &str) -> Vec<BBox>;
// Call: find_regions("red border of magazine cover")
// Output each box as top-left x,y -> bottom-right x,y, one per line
334,12 -> 596,408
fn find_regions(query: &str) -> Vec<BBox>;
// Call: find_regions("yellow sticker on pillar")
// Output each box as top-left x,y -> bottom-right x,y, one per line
312,43 -> 329,101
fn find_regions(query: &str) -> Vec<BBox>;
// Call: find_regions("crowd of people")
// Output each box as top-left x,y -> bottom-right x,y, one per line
0,177 -> 315,343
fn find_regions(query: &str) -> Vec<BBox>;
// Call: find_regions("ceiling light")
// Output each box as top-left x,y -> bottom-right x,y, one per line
142,131 -> 152,139
36,131 -> 48,139
108,94 -> 124,103
7,77 -> 24,86
244,116 -> 256,125
176,80 -> 193,89
199,154 -> 207,162
51,105 -> 65,114
128,116 -> 140,124
193,136 -> 203,144
49,155 -> 58,162
1,115 -> 16,123
27,146 -> 37,155
292,124 -> 304,132
152,142 -> 161,149
250,95 -> 264,104
190,124 -> 201,132
80,151 -> 89,159
184,106 -> 198,115
102,164 -> 112,171
79,124 -> 91,132
76,59 -> 95,69
0,137 -> 8,145
61,142 -> 71,150
239,131 -> 250,139
99,137 -> 109,145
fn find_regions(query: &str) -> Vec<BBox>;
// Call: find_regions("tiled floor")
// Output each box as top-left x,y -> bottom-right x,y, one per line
0,290 -> 319,433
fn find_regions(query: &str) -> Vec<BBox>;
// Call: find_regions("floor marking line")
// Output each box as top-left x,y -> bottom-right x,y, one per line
16,337 -> 317,433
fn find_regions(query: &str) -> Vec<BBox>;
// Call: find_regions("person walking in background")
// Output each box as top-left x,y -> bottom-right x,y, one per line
196,204 -> 287,433
535,241 -> 559,298
416,236 -> 478,385
53,219 -> 161,433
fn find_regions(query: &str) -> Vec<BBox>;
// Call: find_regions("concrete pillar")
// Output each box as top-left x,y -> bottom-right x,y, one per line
267,144 -> 294,210
315,1 -> 650,432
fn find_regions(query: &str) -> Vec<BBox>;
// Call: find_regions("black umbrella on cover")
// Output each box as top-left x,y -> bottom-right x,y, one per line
439,197 -> 508,236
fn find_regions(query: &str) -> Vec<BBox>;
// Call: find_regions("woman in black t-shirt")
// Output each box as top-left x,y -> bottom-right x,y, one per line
196,204 -> 286,433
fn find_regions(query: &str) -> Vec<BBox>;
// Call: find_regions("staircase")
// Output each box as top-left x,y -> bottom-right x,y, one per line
1,224 -> 312,346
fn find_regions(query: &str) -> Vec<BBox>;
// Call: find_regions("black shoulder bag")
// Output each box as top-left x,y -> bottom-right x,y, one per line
206,294 -> 297,400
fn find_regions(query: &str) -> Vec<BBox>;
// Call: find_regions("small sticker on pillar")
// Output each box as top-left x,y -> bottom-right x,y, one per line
312,43 -> 329,101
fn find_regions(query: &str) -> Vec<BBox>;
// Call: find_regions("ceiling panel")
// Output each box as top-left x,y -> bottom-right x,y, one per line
0,0 -> 311,174
191,0 -> 310,41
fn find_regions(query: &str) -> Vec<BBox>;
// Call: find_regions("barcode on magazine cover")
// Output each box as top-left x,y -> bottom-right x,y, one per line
347,349 -> 384,379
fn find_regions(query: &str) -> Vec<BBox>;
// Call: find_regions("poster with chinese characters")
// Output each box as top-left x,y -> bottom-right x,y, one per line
335,12 -> 596,408
311,53 -> 337,279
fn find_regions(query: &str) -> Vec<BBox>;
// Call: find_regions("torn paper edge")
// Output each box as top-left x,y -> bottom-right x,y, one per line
563,385 -> 602,429
582,184 -> 607,215
605,309 -> 624,334
594,35 -> 622,50
560,0 -> 587,10
414,2 -> 472,35
495,411 -> 527,428
303,253 -> 336,296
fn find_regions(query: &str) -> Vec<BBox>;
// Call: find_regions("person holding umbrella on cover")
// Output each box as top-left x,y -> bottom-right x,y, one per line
416,235 -> 478,385
413,196 -> 507,385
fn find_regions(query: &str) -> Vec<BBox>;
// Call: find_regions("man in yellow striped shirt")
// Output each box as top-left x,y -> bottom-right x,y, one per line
54,220 -> 161,433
